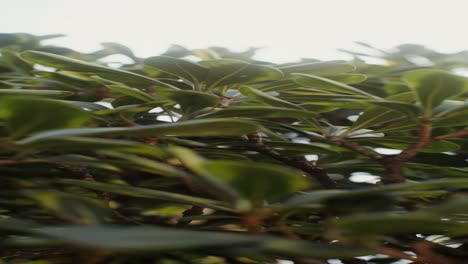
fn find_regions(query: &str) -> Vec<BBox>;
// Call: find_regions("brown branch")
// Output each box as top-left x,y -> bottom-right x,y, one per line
433,129 -> 468,141
395,120 -> 432,162
328,136 -> 383,160
244,133 -> 338,189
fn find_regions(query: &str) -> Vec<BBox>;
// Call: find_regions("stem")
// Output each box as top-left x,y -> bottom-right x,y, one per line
433,129 -> 468,141
244,133 -> 338,189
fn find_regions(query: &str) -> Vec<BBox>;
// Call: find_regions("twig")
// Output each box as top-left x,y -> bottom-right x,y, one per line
328,136 -> 383,160
394,120 -> 432,162
244,133 -> 338,189
433,129 -> 468,141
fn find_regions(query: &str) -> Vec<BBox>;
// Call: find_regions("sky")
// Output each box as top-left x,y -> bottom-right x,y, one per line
3,0 -> 468,63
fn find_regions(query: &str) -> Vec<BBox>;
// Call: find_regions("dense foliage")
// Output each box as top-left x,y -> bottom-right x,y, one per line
0,33 -> 467,264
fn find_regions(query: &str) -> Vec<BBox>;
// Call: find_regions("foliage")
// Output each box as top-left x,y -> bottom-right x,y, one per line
0,33 -> 467,264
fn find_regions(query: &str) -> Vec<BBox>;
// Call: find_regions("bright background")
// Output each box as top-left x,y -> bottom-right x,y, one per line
3,0 -> 468,62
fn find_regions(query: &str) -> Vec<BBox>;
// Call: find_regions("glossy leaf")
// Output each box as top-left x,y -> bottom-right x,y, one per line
21,51 -> 177,89
200,160 -> 311,202
0,97 -> 90,138
239,85 -> 304,109
158,89 -> 219,113
106,84 -> 155,102
197,106 -> 316,119
292,73 -> 380,99
144,56 -> 208,86
199,59 -> 283,89
404,69 -> 468,117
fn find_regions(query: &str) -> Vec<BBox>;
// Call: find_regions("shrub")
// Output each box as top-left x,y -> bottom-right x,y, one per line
0,33 -> 467,264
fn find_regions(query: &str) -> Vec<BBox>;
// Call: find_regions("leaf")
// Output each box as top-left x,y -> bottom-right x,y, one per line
239,85 -> 304,109
263,240 -> 374,258
1,49 -> 34,74
105,84 -> 155,102
291,73 -> 380,99
96,150 -> 185,177
144,56 -> 208,86
18,118 -> 261,144
197,106 -> 316,119
404,69 -> 468,117
346,107 -> 404,136
0,97 -> 90,138
23,190 -> 110,224
326,73 -> 367,84
21,51 -> 177,89
200,160 -> 311,203
17,136 -> 166,157
31,225 -> 264,252
158,89 -> 219,114
59,179 -> 233,212
279,61 -> 356,75
335,213 -> 461,237
199,59 -> 283,89
351,137 -> 460,153
266,141 -> 339,156
0,89 -> 73,97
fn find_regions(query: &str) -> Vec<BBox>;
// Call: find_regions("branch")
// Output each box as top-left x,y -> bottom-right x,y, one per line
395,120 -> 432,162
328,136 -> 383,160
244,133 -> 338,189
433,129 -> 468,141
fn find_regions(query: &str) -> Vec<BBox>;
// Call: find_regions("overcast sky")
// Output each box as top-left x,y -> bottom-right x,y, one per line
3,0 -> 468,62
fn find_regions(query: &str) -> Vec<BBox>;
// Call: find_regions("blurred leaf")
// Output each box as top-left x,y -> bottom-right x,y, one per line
239,85 -> 304,109
21,51 -> 177,89
19,118 -> 261,144
292,73 -> 380,99
199,59 -> 283,89
404,69 -> 468,117
0,97 -> 90,138
59,179 -> 233,212
159,89 -> 219,114
279,61 -> 356,75
197,106 -> 316,119
0,89 -> 73,97
144,56 -> 208,87
200,160 -> 310,203
106,84 -> 155,102
264,240 -> 374,258
23,190 -> 110,224
1,49 -> 34,74
31,225 -> 264,251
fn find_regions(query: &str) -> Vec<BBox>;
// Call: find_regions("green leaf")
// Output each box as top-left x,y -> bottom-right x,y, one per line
200,160 -> 311,203
17,136 -> 166,157
291,73 -> 380,99
105,84 -> 155,102
0,89 -> 73,97
404,69 -> 468,117
144,56 -> 208,87
1,49 -> 34,74
59,179 -> 233,212
335,213 -> 461,237
239,85 -> 304,109
31,225 -> 264,252
199,59 -> 283,90
21,51 -> 177,89
279,61 -> 356,75
158,89 -> 219,114
326,73 -> 367,84
96,150 -> 185,177
197,106 -> 316,119
23,190 -> 110,224
18,118 -> 260,144
0,97 -> 90,138
264,240 -> 374,258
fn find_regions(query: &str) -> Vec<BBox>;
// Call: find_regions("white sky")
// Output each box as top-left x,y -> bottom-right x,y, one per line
3,0 -> 468,62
